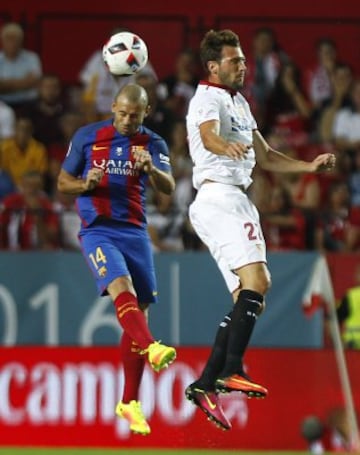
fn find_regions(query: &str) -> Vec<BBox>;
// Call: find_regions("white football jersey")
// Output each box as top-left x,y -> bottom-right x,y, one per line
186,81 -> 257,190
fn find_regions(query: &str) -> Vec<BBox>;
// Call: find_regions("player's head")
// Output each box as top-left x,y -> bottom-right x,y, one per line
111,83 -> 150,136
200,29 -> 246,91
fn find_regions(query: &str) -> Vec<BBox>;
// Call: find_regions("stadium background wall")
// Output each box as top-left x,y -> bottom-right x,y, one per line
0,251 -> 330,347
0,250 -> 358,449
0,0 -> 359,85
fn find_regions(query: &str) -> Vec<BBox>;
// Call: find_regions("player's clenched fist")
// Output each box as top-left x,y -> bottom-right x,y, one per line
132,149 -> 154,174
310,153 -> 336,172
84,168 -> 104,191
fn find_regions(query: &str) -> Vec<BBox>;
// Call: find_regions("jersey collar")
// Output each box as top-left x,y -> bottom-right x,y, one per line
199,80 -> 238,97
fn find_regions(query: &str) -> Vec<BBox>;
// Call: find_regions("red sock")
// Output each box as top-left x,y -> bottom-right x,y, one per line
114,291 -> 154,350
120,332 -> 145,403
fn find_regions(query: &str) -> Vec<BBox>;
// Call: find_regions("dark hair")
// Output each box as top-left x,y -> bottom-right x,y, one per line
199,29 -> 240,71
316,37 -> 336,50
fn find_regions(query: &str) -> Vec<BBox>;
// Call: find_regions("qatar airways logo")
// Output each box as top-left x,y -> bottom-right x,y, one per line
92,159 -> 140,176
0,360 -> 249,439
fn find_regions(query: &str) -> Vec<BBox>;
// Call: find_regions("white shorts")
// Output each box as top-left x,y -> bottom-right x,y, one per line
189,182 -> 267,293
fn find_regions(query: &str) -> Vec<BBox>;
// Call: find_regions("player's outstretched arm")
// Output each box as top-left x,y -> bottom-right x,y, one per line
253,129 -> 336,174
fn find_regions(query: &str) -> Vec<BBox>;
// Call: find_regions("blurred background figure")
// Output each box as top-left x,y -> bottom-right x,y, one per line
305,37 -> 338,109
0,170 -> 59,250
314,181 -> 351,252
262,185 -> 307,251
315,62 -> 353,144
266,60 -> 313,145
301,408 -> 359,452
337,263 -> 360,349
46,111 -> 85,197
158,48 -> 199,120
0,116 -> 48,189
333,78 -> 360,157
0,22 -> 42,113
301,415 -> 325,454
244,26 -> 288,131
22,73 -> 69,149
0,99 -> 15,139
52,190 -> 81,251
135,72 -> 176,143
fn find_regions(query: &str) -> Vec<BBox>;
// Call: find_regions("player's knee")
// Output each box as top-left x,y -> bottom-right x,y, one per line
258,300 -> 266,316
252,274 -> 271,296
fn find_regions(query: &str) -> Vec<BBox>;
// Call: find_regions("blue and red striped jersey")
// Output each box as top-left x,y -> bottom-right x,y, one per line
61,118 -> 172,229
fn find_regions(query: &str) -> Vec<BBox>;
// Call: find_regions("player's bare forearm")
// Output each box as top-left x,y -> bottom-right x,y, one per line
200,121 -> 250,159
253,129 -> 336,173
259,148 -> 312,173
148,167 -> 175,195
57,168 -> 103,194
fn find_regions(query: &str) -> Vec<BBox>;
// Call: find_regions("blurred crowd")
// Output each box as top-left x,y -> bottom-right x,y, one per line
1,22 -> 360,253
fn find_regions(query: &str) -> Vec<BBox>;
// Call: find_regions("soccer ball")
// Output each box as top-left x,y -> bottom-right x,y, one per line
102,31 -> 148,76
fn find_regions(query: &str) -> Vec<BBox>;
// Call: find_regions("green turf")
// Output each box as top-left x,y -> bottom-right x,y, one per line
0,450 -> 322,455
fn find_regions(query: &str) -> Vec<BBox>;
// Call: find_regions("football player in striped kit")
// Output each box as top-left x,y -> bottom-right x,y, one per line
57,83 -> 176,435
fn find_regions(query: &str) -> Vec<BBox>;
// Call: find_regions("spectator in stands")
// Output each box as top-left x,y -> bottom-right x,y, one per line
167,119 -> 199,249
146,190 -> 185,252
79,26 -> 157,122
52,190 -> 81,250
158,48 -> 199,119
337,263 -> 360,349
276,148 -> 321,211
135,72 -> 176,143
343,204 -> 360,252
305,37 -> 338,109
332,78 -> 360,156
22,73 -> 68,148
168,119 -> 193,210
244,27 -> 288,131
46,111 -> 85,197
0,116 -> 48,188
0,22 -> 42,112
0,170 -> 59,250
266,60 -> 313,145
301,408 -> 356,453
314,181 -> 351,252
145,121 -> 192,252
348,149 -> 360,207
262,185 -> 307,250
0,100 -> 15,138
0,169 -> 15,202
315,62 -> 353,143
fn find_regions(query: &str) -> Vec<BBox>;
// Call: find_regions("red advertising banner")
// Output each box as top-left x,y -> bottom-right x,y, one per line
0,346 -> 359,450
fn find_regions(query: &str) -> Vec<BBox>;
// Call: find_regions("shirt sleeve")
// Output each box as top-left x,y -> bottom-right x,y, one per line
333,110 -> 348,139
194,93 -> 220,126
150,137 -> 172,173
61,129 -> 86,177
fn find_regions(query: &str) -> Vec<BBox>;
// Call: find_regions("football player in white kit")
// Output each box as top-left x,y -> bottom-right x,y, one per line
185,29 -> 336,431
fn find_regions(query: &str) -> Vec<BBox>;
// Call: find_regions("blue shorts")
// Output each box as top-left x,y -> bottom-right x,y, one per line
79,220 -> 157,303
